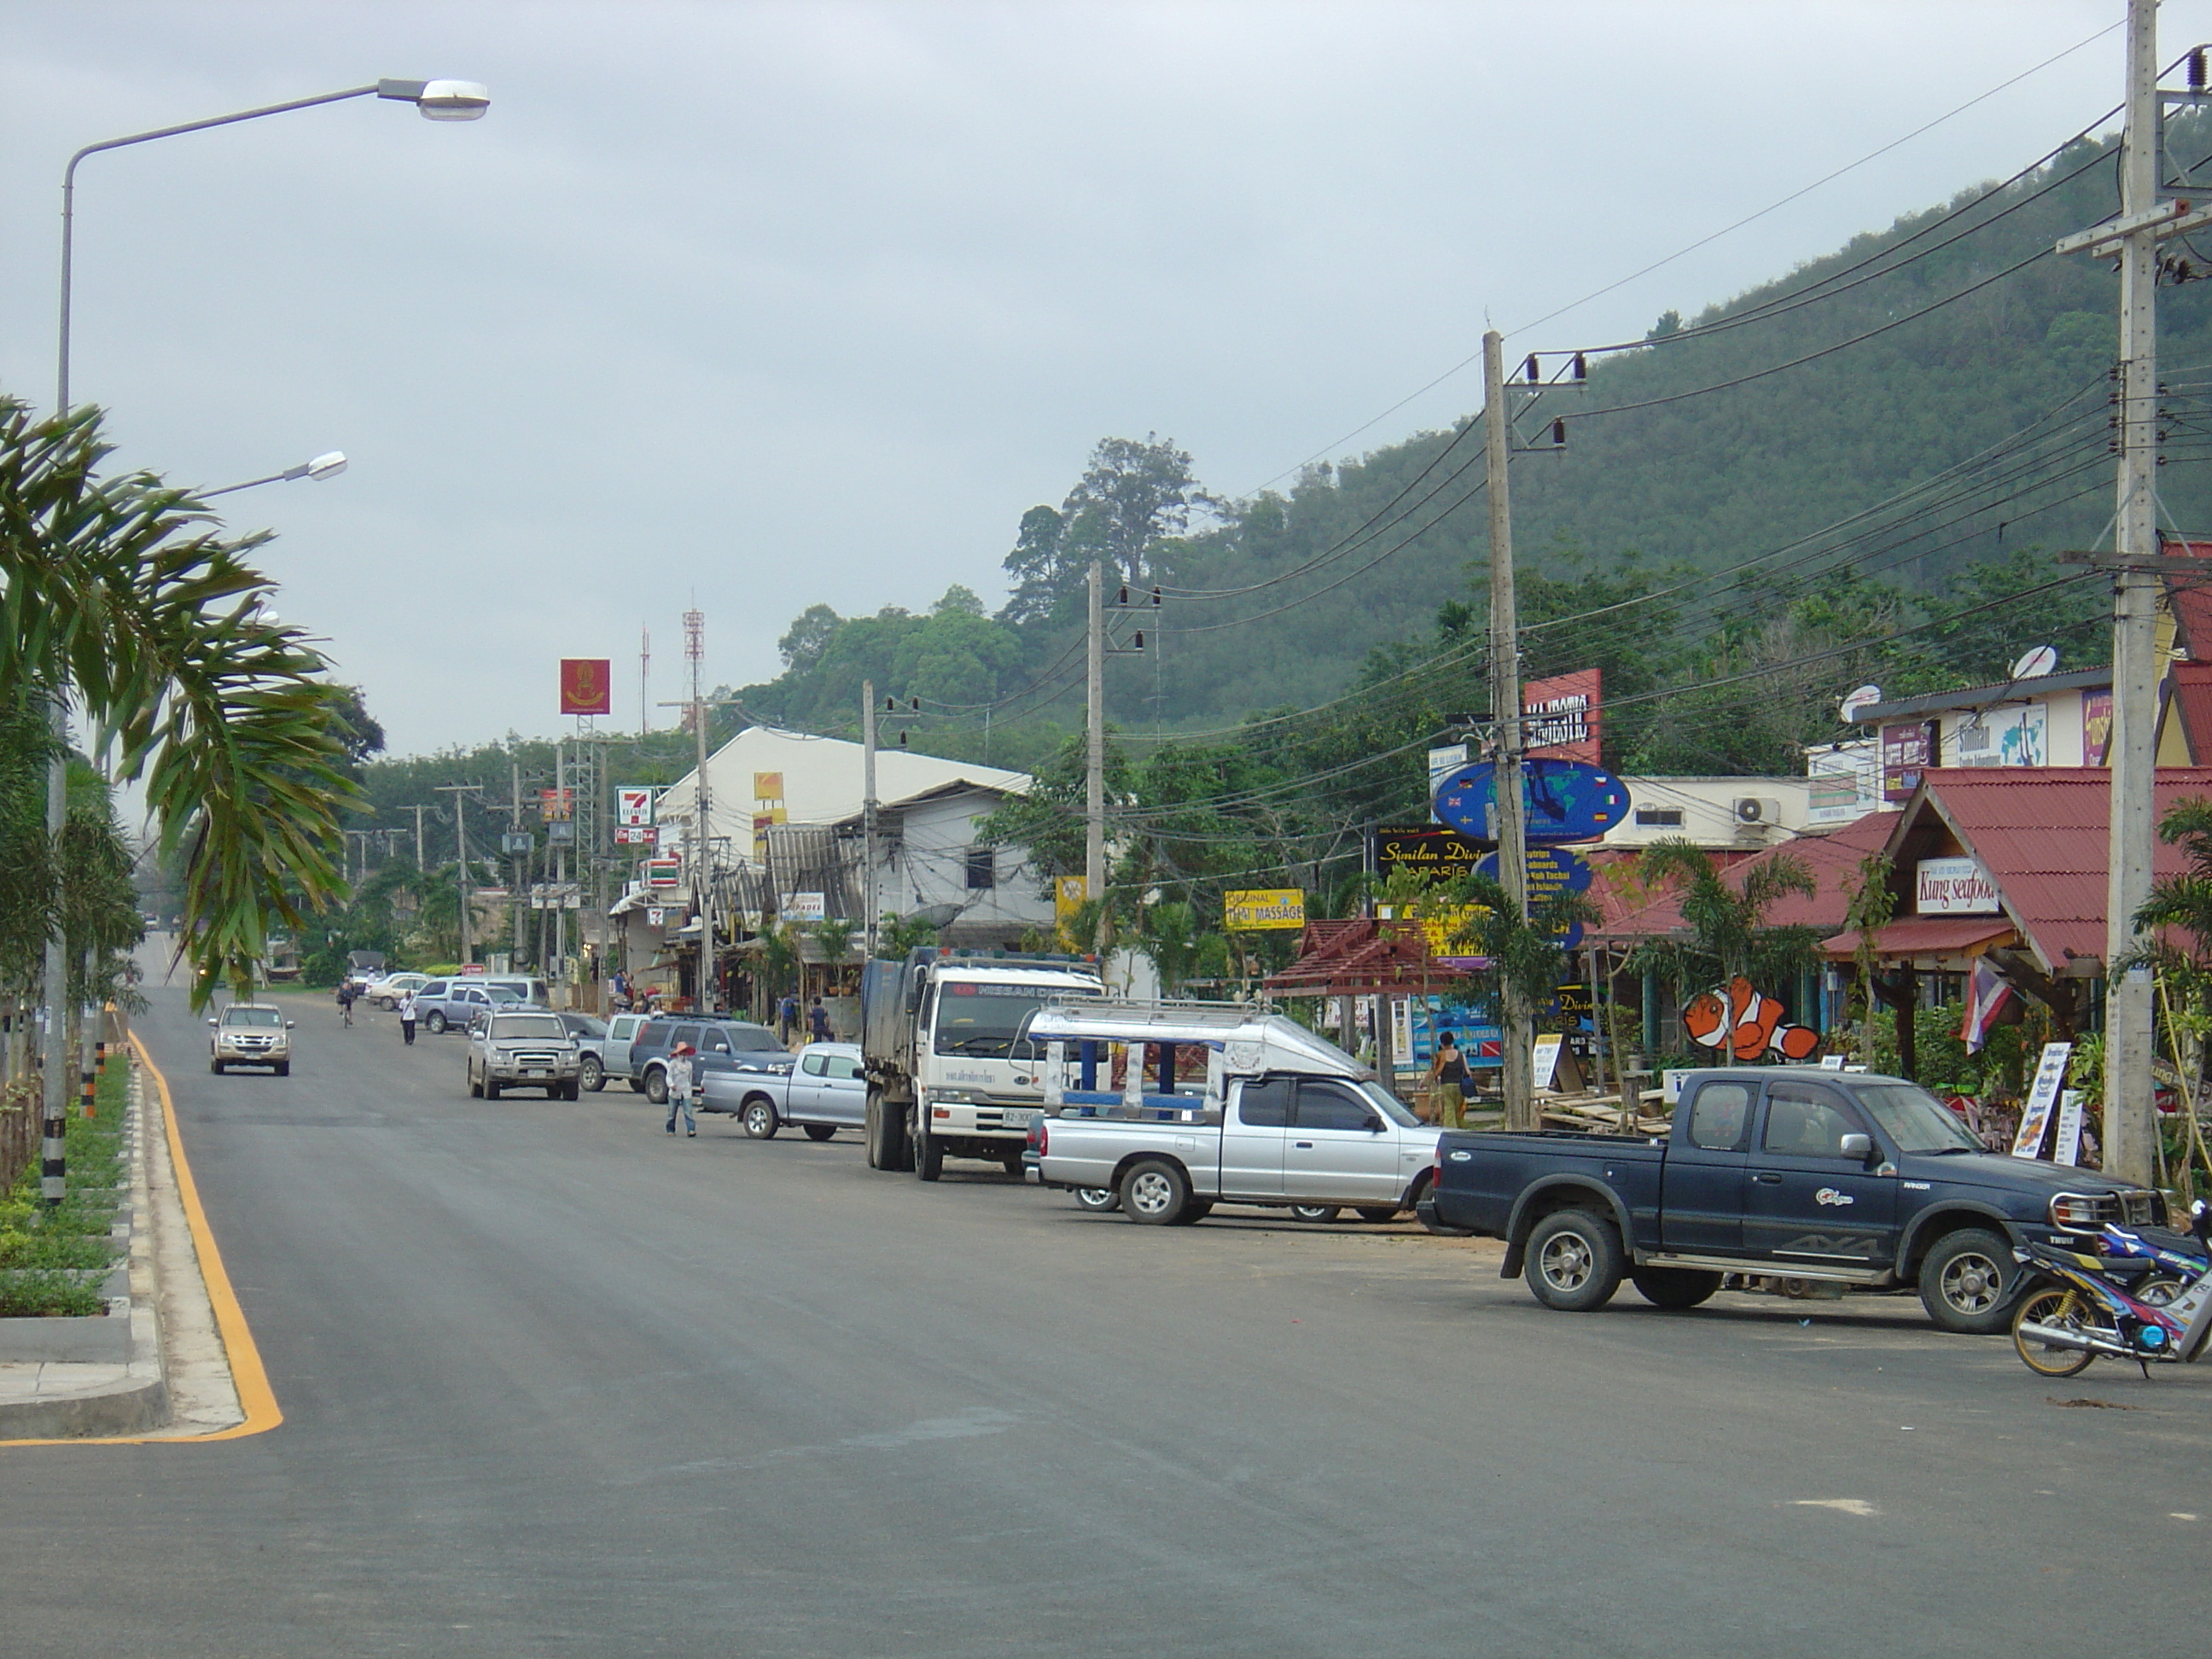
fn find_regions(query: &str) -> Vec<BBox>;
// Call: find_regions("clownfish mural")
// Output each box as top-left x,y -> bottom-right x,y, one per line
1680,975 -> 1820,1062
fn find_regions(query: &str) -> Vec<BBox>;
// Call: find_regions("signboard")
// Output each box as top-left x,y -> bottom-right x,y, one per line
753,772 -> 784,802
1952,703 -> 2047,768
2052,1089 -> 2087,1167
1405,994 -> 1501,1066
1522,668 -> 1601,765
546,820 -> 576,845
614,824 -> 659,847
560,658 -> 613,716
617,788 -> 655,827
1473,846 -> 1592,951
782,891 -> 827,923
1426,745 -> 1468,824
1376,825 -> 1483,882
539,788 -> 574,822
1531,1033 -> 1564,1089
1880,719 -> 1936,804
1432,758 -> 1630,843
2083,689 -> 2114,766
1224,889 -> 1306,930
529,882 -> 584,910
1915,856 -> 2001,915
644,858 -> 681,889
2011,1041 -> 2073,1158
1807,741 -> 1881,826
501,832 -> 535,855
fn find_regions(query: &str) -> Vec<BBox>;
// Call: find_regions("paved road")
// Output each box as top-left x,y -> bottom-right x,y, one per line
3,977 -> 2208,1656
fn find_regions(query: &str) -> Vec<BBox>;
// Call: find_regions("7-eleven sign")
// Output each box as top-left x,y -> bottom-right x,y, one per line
618,788 -> 655,827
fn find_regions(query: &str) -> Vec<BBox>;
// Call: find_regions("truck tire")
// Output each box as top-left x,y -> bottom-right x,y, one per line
742,1097 -> 780,1139
1524,1209 -> 1625,1312
999,1151 -> 1025,1176
912,1112 -> 943,1182
426,1011 -> 447,1034
1121,1157 -> 1192,1225
627,1076 -> 646,1094
1176,1199 -> 1214,1225
1355,1206 -> 1401,1223
803,1123 -> 836,1142
644,1067 -> 668,1107
559,1080 -> 580,1101
275,1061 -> 290,1077
865,1088 -> 911,1170
210,1059 -> 224,1074
1631,1266 -> 1721,1310
579,1054 -> 604,1092
1290,1205 -> 1341,1224
1073,1186 -> 1121,1214
484,1078 -> 502,1100
468,1066 -> 482,1098
1918,1226 -> 2018,1334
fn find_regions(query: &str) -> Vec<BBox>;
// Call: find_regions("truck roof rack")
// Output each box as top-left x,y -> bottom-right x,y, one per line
909,946 -> 1099,968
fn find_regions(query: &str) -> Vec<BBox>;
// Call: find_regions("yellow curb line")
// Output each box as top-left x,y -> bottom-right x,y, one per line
0,1033 -> 282,1447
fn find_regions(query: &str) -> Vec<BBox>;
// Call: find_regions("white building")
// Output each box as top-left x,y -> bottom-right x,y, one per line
1595,775 -> 1816,850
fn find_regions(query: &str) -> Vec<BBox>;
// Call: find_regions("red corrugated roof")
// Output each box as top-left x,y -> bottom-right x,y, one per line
1819,916 -> 2015,958
1264,917 -> 1474,994
1594,812 -> 1896,944
1909,765 -> 2212,971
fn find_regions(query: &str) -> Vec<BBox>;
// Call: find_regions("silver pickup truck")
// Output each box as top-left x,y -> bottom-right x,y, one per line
1024,1000 -> 1443,1226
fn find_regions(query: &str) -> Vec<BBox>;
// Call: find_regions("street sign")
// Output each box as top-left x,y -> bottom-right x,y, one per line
1432,758 -> 1629,843
1473,845 -> 1592,952
614,824 -> 658,847
644,858 -> 681,889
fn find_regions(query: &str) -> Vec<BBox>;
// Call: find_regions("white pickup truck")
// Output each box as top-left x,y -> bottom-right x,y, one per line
1024,999 -> 1444,1226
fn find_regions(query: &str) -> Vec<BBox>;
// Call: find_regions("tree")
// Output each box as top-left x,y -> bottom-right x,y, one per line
778,604 -> 843,673
0,399 -> 355,1000
1062,434 -> 1215,591
1629,840 -> 1823,999
998,505 -> 1074,626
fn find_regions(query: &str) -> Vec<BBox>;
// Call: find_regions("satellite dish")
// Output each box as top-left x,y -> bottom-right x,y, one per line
2009,644 -> 2058,681
1838,684 -> 1883,723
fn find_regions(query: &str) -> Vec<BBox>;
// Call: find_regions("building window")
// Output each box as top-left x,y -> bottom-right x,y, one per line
1634,806 -> 1684,827
964,847 -> 996,890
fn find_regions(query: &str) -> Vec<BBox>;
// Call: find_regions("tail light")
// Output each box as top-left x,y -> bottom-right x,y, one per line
1029,1118 -> 1048,1155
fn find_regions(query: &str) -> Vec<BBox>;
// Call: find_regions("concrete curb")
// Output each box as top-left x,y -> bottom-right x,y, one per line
0,1063 -> 172,1440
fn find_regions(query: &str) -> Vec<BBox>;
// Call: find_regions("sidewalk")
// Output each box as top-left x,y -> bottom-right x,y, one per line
0,1052 -> 247,1441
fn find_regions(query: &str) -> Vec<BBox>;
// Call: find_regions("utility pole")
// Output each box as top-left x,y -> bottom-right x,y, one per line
434,784 -> 480,965
639,624 -> 651,742
864,679 -> 880,960
1086,560 -> 1105,907
509,760 -> 527,971
688,608 -> 716,1013
1484,329 -> 1536,1131
403,802 -> 428,872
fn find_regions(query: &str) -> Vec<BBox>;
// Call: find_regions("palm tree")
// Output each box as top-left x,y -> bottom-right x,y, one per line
1629,838 -> 1822,998
1,398 -> 355,999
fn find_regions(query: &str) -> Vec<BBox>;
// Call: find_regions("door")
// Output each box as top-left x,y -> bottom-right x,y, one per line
788,1050 -> 830,1117
1659,1078 -> 1757,1254
606,1016 -> 643,1075
1220,1077 -> 1290,1197
818,1051 -> 867,1126
1743,1081 -> 1900,1266
1284,1080 -> 1401,1205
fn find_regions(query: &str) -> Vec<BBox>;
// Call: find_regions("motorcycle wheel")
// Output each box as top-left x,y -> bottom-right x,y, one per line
2011,1284 -> 2110,1379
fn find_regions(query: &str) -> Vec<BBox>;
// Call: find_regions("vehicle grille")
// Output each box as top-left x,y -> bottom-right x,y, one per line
2052,1189 -> 2162,1229
504,1050 -> 562,1068
228,1035 -> 275,1051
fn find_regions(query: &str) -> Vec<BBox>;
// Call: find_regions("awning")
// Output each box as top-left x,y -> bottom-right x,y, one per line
1821,917 -> 2016,960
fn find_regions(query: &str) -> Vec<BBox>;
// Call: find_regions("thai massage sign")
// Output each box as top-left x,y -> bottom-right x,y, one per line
1916,856 -> 2001,915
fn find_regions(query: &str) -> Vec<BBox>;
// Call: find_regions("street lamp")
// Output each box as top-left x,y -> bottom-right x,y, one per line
202,451 -> 349,498
37,78 -> 487,1205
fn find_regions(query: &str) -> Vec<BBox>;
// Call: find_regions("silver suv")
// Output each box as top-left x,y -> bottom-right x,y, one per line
466,1010 -> 583,1100
208,1004 -> 294,1074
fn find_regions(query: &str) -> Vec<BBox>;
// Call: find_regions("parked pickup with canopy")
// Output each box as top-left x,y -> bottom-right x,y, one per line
1422,1064 -> 2168,1332
1024,999 -> 1445,1225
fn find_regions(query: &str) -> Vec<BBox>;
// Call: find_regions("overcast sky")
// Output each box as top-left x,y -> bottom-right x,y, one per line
0,2 -> 2191,756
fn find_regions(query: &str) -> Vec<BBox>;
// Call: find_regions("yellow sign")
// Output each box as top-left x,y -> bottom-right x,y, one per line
753,771 -> 784,802
1224,889 -> 1306,930
1055,876 -> 1089,951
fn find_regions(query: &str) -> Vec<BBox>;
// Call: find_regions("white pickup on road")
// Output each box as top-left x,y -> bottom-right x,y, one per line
1024,1000 -> 1444,1225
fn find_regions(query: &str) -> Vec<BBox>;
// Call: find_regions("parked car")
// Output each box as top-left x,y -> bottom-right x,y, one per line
342,950 -> 387,993
367,971 -> 429,1010
414,978 -> 527,1034
627,1016 -> 792,1105
1423,1065 -> 2169,1332
480,975 -> 550,1007
701,1040 -> 864,1139
582,1010 -> 652,1092
465,1010 -> 583,1100
207,1003 -> 294,1075
553,1012 -> 618,1091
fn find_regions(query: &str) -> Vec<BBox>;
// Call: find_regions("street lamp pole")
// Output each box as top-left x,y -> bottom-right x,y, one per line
38,75 -> 487,1204
201,451 -> 348,498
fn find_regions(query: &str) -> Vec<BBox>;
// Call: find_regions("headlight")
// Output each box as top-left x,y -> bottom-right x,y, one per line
2051,1193 -> 2105,1229
932,1090 -> 975,1106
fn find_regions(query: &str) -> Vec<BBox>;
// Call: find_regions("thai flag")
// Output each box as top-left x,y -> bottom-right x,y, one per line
1958,957 -> 2016,1054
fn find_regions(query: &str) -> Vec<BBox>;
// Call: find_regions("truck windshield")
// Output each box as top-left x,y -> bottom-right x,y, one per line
933,983 -> 1092,1059
1853,1083 -> 1982,1153
491,1015 -> 567,1041
1357,1081 -> 1425,1128
224,1007 -> 282,1027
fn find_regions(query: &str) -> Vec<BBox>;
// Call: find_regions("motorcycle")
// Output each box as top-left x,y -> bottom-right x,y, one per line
2010,1199 -> 2212,1379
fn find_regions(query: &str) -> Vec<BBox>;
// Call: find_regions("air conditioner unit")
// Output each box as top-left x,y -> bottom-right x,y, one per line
1734,797 -> 1782,827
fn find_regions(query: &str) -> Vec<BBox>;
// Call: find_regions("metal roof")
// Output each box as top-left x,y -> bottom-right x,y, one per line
1853,667 -> 2110,725
1593,812 -> 1895,944
1819,916 -> 2015,959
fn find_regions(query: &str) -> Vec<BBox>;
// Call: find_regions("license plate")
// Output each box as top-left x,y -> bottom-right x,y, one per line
998,1110 -> 1035,1132
527,1069 -> 548,1077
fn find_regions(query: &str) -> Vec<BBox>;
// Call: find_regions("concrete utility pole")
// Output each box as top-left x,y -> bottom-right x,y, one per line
1086,561 -> 1105,907
863,679 -> 880,959
690,610 -> 716,1014
434,784 -> 480,965
403,803 -> 429,872
509,760 -> 527,970
1484,329 -> 1536,1132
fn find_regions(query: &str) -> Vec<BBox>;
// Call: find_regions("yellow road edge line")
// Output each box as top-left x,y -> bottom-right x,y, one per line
1,1033 -> 283,1447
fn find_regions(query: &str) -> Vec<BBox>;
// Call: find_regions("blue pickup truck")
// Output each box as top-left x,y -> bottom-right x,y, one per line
1423,1065 -> 2167,1333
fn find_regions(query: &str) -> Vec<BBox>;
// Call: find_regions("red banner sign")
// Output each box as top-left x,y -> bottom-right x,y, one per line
1523,669 -> 1601,765
560,657 -> 613,716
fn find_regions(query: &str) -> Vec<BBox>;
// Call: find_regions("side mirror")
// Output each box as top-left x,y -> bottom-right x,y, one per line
206,1017 -> 217,1026
285,1020 -> 295,1029
1838,1132 -> 1873,1161
1365,1116 -> 1387,1133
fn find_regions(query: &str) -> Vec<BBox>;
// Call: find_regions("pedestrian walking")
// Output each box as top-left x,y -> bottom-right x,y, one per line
1429,1028 -> 1470,1130
337,981 -> 357,1027
398,990 -> 418,1046
665,1042 -> 697,1137
807,996 -> 831,1043
779,992 -> 799,1045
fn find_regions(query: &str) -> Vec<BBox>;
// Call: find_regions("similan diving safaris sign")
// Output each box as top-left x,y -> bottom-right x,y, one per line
1223,890 -> 1306,930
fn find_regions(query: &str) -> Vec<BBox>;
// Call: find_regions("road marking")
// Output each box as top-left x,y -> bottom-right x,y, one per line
0,1035 -> 283,1447
1793,1499 -> 1880,1516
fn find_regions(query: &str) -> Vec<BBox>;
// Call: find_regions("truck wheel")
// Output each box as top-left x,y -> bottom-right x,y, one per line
865,1088 -> 911,1170
1524,1210 -> 1624,1312
1121,1158 -> 1192,1225
485,1078 -> 502,1101
627,1076 -> 646,1094
912,1112 -> 942,1182
1290,1205 -> 1341,1224
803,1123 -> 836,1142
1176,1199 -> 1214,1225
742,1098 -> 780,1139
999,1151 -> 1025,1176
209,1059 -> 224,1074
579,1055 -> 604,1092
1355,1206 -> 1400,1223
469,1067 -> 482,1098
1631,1267 -> 1721,1310
426,1011 -> 447,1034
1073,1186 -> 1121,1214
560,1080 -> 581,1101
644,1068 -> 668,1106
1918,1226 -> 2018,1334
275,1061 -> 290,1077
